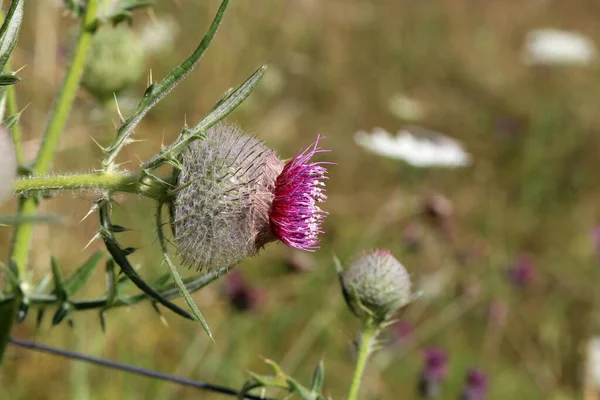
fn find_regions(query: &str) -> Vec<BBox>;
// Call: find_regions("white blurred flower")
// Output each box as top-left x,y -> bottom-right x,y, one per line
522,29 -> 597,66
138,17 -> 179,56
388,94 -> 426,121
354,126 -> 472,167
0,127 -> 16,204
588,337 -> 600,389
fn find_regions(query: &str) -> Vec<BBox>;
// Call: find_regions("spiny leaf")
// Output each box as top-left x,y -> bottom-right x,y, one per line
50,256 -> 67,303
0,73 -> 19,86
0,0 -> 24,72
156,202 -> 213,339
310,361 -> 325,394
142,65 -> 266,171
63,250 -> 103,295
102,0 -> 231,168
97,200 -> 194,320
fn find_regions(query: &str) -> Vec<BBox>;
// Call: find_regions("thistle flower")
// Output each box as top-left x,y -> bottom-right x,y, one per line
172,125 -> 330,271
270,135 -> 330,251
341,250 -> 412,323
418,347 -> 448,399
0,127 -> 16,204
461,368 -> 488,400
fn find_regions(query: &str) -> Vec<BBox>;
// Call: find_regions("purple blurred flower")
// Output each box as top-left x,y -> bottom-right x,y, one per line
403,222 -> 423,251
507,253 -> 537,288
270,135 -> 331,251
223,271 -> 263,312
418,347 -> 448,398
393,319 -> 414,345
461,368 -> 488,400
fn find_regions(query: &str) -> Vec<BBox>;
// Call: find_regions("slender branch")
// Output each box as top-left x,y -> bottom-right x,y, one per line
13,172 -> 170,200
347,325 -> 378,400
8,337 -> 271,400
1,0 -> 100,365
6,80 -> 24,166
10,0 -> 99,278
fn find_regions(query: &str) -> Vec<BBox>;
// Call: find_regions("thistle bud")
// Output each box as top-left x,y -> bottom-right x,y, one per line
172,125 -> 331,271
0,127 -> 16,204
341,250 -> 412,323
81,25 -> 146,101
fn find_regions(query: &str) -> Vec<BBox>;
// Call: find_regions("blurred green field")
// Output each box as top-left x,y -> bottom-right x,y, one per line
2,0 -> 600,399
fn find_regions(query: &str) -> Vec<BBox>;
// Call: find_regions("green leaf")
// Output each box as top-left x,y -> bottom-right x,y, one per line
156,202 -> 213,339
0,0 -> 24,72
97,199 -> 195,321
64,250 -> 103,295
50,256 -> 67,303
0,73 -> 19,86
310,361 -> 325,394
142,66 -> 266,171
102,0 -> 231,168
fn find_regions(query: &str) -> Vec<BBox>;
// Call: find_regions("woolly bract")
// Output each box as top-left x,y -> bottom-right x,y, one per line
342,249 -> 411,320
172,125 -> 283,271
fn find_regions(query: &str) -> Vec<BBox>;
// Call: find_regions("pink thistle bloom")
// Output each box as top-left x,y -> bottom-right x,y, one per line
270,135 -> 332,251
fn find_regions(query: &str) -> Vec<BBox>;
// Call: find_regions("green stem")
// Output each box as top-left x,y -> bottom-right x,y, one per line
347,325 -> 378,400
13,172 -> 170,200
0,0 -> 99,364
10,0 -> 99,275
6,79 -> 24,166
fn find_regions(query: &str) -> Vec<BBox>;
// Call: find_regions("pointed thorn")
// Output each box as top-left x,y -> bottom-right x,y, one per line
80,204 -> 99,223
113,93 -> 125,123
83,233 -> 101,251
89,135 -> 106,153
14,64 -> 28,74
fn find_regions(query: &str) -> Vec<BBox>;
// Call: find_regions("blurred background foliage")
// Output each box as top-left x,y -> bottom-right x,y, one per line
2,0 -> 600,398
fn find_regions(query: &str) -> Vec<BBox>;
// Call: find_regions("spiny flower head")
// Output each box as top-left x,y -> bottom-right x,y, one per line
270,135 -> 330,251
173,125 -> 284,271
172,125 -> 331,272
341,249 -> 412,323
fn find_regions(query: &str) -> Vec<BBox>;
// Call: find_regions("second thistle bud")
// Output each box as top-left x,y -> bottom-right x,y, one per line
81,25 -> 146,102
340,250 -> 412,324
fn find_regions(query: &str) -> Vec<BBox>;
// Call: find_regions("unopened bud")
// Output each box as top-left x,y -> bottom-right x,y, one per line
341,250 -> 412,323
82,25 -> 146,101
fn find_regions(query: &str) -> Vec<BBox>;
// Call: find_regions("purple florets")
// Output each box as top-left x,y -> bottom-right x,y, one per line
461,368 -> 488,400
418,347 -> 448,398
269,135 -> 331,251
507,253 -> 537,288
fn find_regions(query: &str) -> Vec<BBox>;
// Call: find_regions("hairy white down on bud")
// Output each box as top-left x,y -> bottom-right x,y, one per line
0,127 -> 16,204
172,125 -> 284,271
342,250 -> 412,320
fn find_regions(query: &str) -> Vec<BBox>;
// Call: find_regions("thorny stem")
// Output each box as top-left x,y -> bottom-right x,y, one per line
6,82 -> 24,166
13,172 -> 172,201
347,324 -> 378,400
1,0 -> 100,364
10,0 -> 99,277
